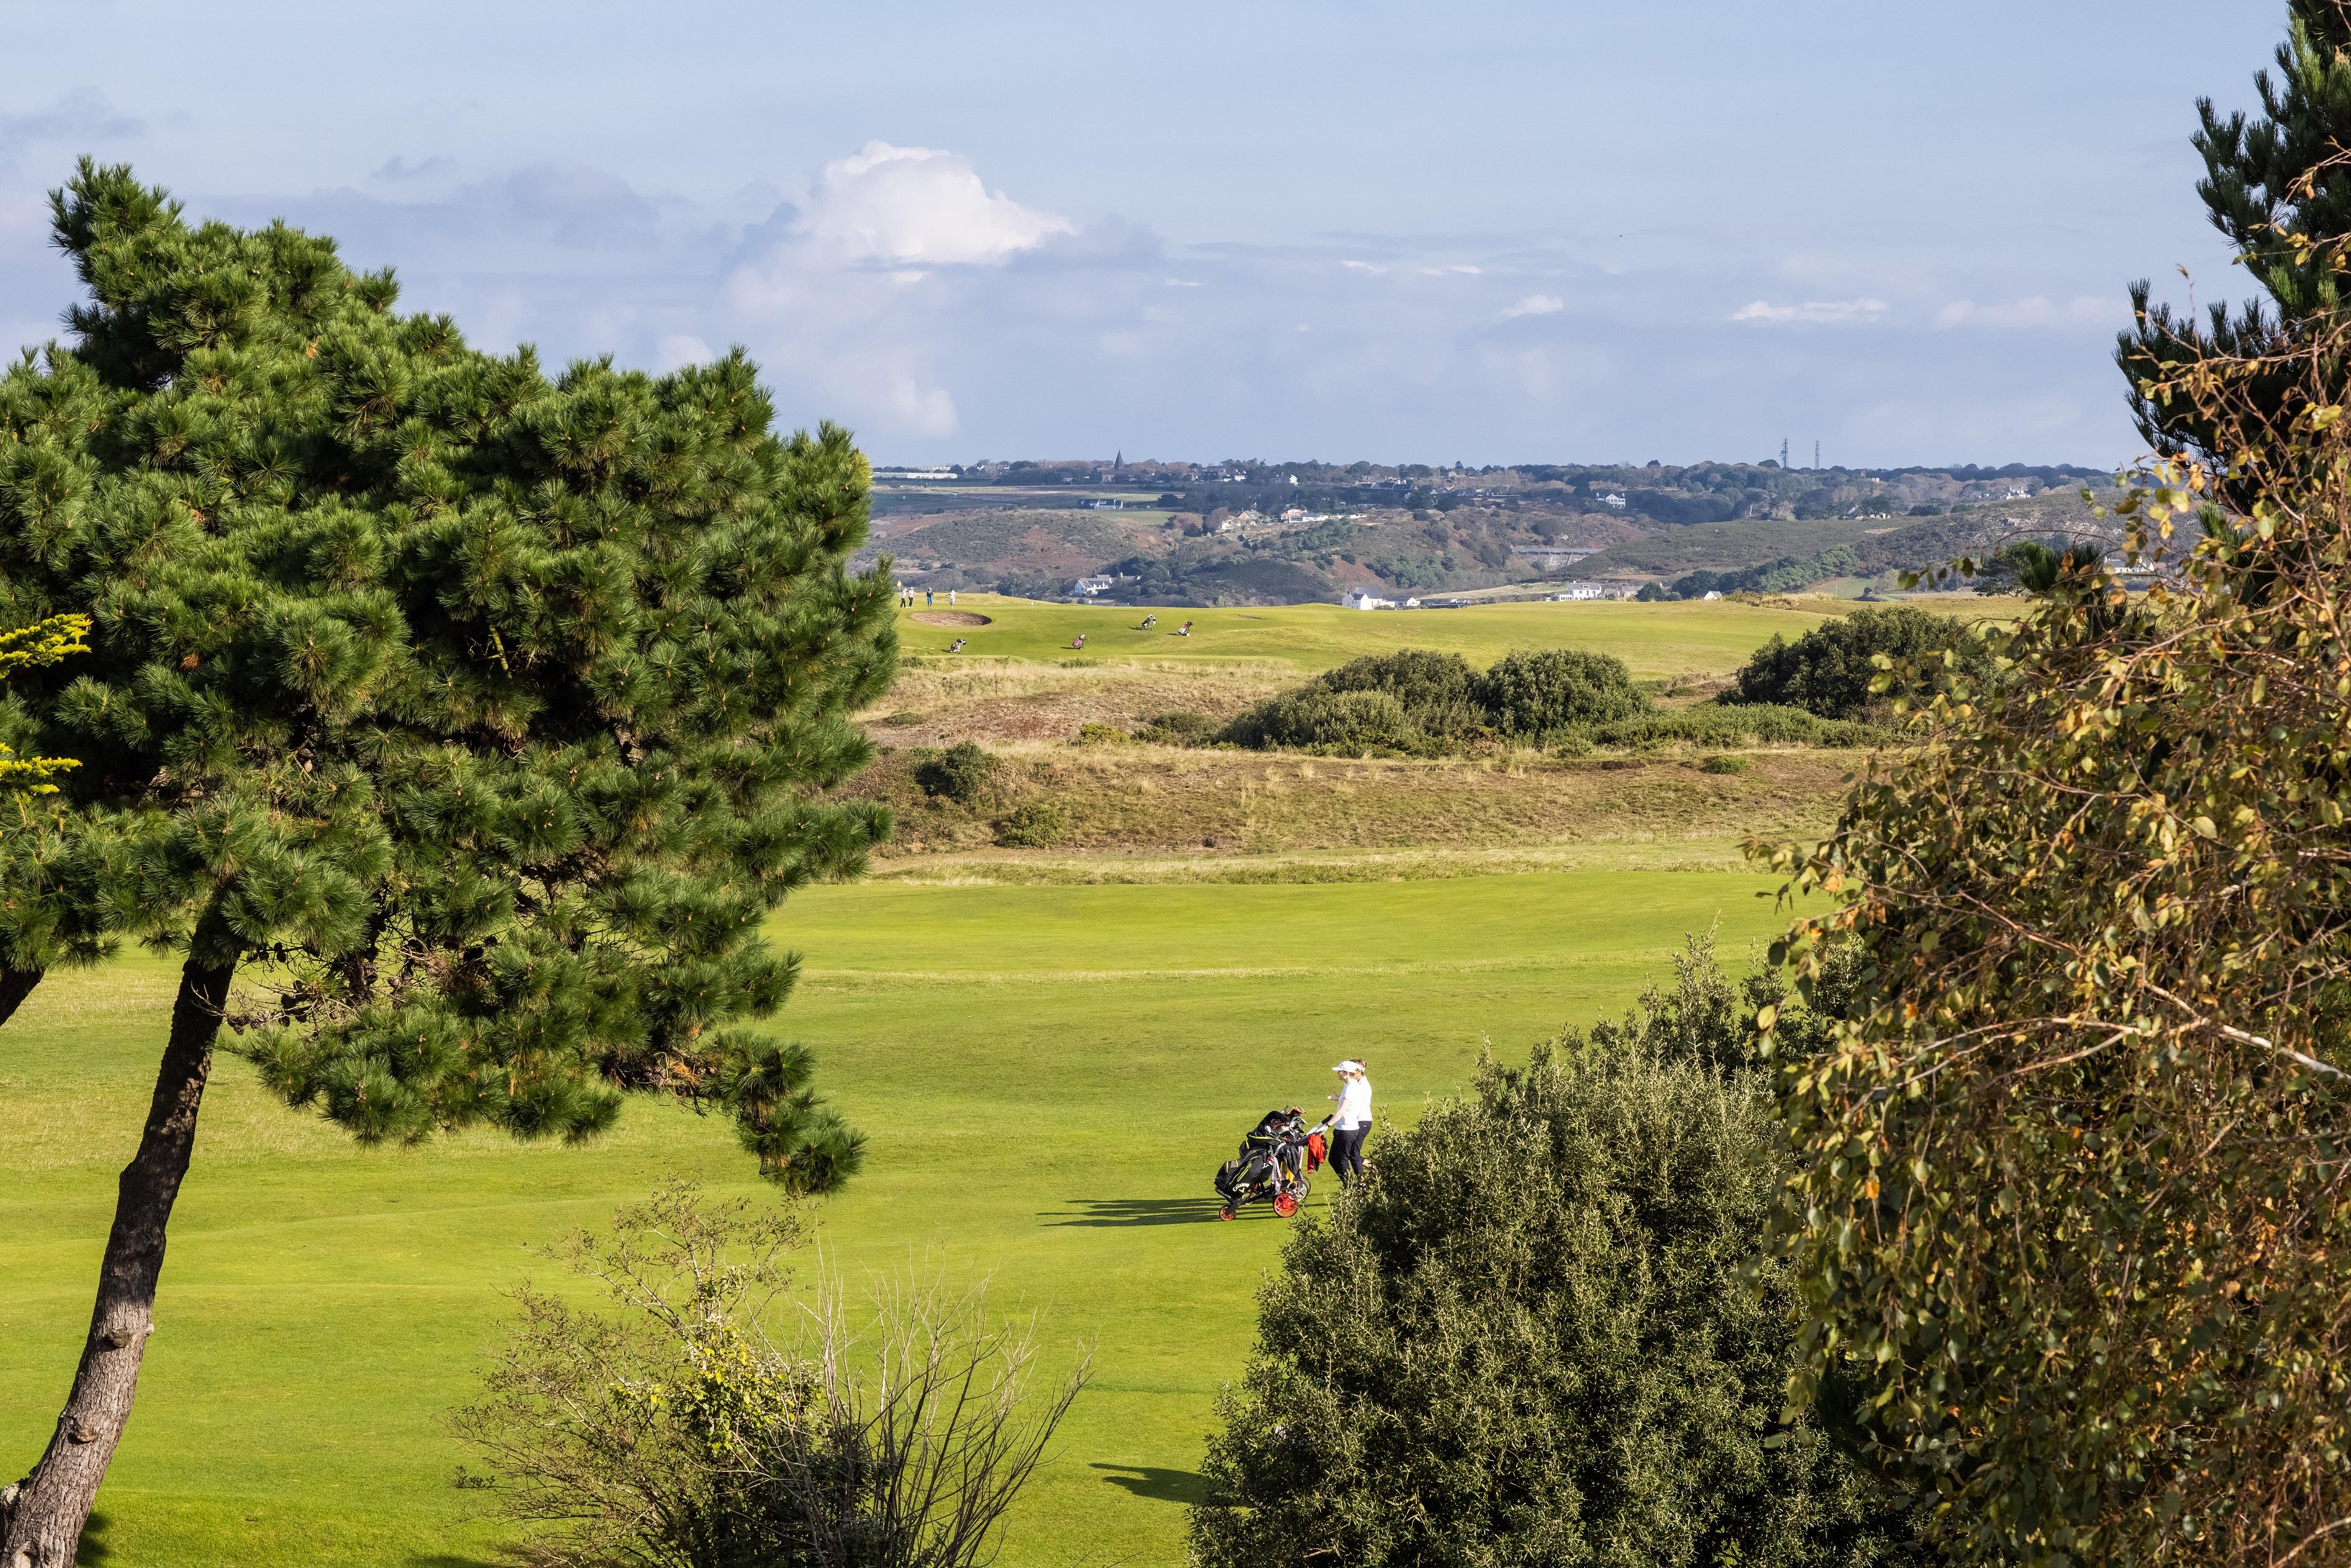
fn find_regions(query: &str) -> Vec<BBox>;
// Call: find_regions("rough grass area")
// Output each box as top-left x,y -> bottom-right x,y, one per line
0,872 -> 1800,1568
865,659 -> 1287,746
854,744 -> 1854,864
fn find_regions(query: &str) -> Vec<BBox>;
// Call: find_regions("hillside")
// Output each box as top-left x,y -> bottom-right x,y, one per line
865,462 -> 2120,605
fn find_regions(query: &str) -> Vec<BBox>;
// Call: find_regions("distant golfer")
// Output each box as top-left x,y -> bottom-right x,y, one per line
926,589 -> 935,607
949,589 -> 957,606
1327,1059 -> 1372,1185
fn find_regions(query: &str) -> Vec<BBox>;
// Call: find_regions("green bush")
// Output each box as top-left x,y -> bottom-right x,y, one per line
1700,754 -> 1751,774
992,801 -> 1067,848
1132,711 -> 1216,746
1075,721 -> 1128,745
1723,606 -> 1984,721
1222,646 -> 1650,754
1216,688 -> 1438,756
1190,939 -> 1919,1566
1472,647 -> 1648,735
913,742 -> 1003,805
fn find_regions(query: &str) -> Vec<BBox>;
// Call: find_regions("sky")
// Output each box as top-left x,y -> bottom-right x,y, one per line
0,1 -> 2294,468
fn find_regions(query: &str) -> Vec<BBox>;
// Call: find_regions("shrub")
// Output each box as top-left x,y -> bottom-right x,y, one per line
1216,688 -> 1434,755
1700,754 -> 1750,774
914,741 -> 1003,805
1190,938 -> 1917,1567
1313,649 -> 1477,714
1075,722 -> 1128,745
992,801 -> 1066,848
1131,710 -> 1215,746
1587,703 -> 1881,750
1723,606 -> 1981,720
456,1183 -> 1082,1568
1472,647 -> 1648,736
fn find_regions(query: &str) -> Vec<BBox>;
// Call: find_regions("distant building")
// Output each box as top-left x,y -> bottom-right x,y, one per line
1701,590 -> 1723,601
1343,588 -> 1396,611
1596,492 -> 1627,509
1071,575 -> 1116,596
873,467 -> 958,481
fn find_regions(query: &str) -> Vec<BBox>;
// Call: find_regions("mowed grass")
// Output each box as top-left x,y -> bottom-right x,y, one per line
898,594 -> 1840,678
1,870 -> 1798,1566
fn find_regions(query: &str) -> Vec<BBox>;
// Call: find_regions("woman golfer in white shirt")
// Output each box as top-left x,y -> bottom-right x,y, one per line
1327,1059 -> 1372,1185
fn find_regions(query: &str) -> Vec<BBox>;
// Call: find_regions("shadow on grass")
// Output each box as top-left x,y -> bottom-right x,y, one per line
408,1556 -> 506,1567
75,1511 -> 111,1565
1042,1197 -> 1257,1227
1092,1462 -> 1208,1506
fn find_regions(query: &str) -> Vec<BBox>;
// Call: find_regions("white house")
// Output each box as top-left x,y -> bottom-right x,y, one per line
1343,588 -> 1396,611
1071,575 -> 1116,596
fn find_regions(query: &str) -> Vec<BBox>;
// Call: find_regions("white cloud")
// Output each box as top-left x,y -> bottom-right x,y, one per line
1420,263 -> 1482,276
1935,295 -> 2112,330
1732,298 -> 1889,324
1501,293 -> 1564,319
793,141 -> 1071,267
886,375 -> 959,437
1341,259 -> 1385,273
654,334 -> 712,370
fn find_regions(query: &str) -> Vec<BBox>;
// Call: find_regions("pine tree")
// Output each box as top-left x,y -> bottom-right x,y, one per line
0,162 -> 895,1566
2119,1 -> 2351,462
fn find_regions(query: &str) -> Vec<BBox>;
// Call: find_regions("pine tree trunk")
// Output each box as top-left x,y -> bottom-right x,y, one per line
0,944 -> 235,1568
0,969 -> 42,1031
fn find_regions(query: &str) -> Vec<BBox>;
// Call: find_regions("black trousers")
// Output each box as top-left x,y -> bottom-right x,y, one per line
1331,1124 -> 1369,1183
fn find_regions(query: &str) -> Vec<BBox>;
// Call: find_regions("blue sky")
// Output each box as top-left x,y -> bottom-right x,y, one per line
0,1 -> 2290,467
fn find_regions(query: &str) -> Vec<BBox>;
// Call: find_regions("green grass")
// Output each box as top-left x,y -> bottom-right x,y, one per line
901,595 -> 1838,678
0,870 -> 1799,1566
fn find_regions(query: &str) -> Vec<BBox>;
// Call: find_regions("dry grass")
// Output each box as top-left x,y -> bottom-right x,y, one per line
862,659 -> 1288,746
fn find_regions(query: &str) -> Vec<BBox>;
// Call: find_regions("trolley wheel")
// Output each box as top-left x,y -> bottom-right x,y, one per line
1218,1206 -> 1237,1221
1273,1192 -> 1300,1218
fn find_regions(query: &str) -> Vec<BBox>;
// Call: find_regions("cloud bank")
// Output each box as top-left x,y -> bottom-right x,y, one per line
0,139 -> 2157,465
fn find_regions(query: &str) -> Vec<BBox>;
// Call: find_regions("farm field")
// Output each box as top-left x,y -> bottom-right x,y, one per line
0,869 -> 1799,1567
888,593 -> 1845,677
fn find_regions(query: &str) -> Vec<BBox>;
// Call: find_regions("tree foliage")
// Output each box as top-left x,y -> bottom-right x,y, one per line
0,160 -> 893,1186
2118,0 -> 2351,465
1191,937 -> 1922,1568
0,160 -> 893,1566
1759,316 -> 2351,1563
0,614 -> 88,814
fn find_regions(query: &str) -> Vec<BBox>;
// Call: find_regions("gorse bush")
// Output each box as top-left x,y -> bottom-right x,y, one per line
1724,607 -> 1984,721
1131,710 -> 1215,746
1217,688 -> 1436,755
992,801 -> 1066,848
1191,936 -> 1920,1567
1218,646 -> 1649,754
1474,646 -> 1647,734
913,742 -> 1003,806
456,1182 -> 1083,1568
1586,703 -> 1881,750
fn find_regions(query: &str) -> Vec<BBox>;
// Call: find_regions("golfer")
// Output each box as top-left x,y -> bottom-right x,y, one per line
1326,1059 -> 1372,1185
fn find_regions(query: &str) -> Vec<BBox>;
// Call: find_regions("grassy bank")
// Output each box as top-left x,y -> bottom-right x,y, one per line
0,871 -> 1797,1567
